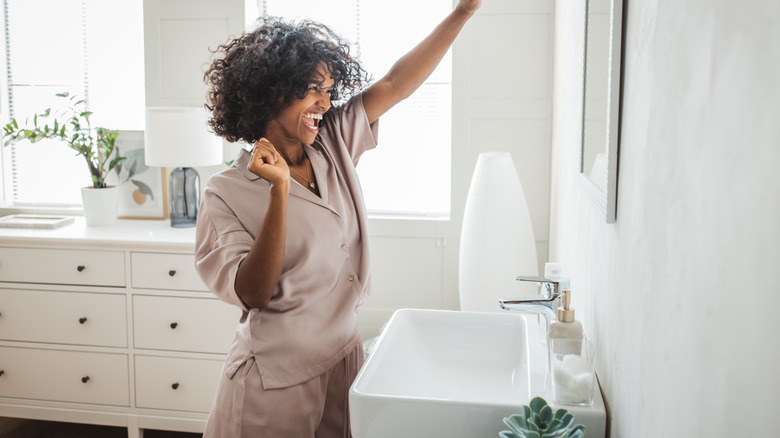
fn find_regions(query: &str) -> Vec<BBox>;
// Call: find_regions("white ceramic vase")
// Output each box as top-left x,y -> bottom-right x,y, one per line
458,152 -> 538,312
81,186 -> 119,226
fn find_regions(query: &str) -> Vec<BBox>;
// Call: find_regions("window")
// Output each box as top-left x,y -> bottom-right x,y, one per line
1,0 -> 451,217
0,0 -> 144,207
260,0 -> 452,217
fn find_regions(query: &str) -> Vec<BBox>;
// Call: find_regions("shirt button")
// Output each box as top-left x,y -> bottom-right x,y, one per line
348,274 -> 355,282
341,244 -> 348,252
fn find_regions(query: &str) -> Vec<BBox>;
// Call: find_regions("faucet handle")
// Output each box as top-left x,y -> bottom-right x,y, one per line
516,275 -> 561,298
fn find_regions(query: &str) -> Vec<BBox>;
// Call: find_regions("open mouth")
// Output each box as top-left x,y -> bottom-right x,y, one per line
303,112 -> 323,133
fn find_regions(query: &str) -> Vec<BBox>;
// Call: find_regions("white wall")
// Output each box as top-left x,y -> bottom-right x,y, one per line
550,0 -> 780,436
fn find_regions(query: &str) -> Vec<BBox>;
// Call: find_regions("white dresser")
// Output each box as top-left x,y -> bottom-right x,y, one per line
0,218 -> 241,437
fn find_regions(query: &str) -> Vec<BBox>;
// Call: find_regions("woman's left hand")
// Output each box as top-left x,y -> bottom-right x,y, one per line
362,0 -> 481,123
457,0 -> 481,15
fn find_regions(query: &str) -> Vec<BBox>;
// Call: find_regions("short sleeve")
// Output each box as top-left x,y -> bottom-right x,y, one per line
194,186 -> 254,311
320,92 -> 379,166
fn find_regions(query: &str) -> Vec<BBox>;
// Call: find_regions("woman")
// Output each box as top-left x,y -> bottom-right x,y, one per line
195,1 -> 481,436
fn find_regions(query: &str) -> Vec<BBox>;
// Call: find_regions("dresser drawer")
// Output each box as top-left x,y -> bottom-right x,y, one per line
0,347 -> 129,406
131,252 -> 208,291
0,289 -> 127,347
134,355 -> 223,412
0,247 -> 125,287
133,295 -> 239,354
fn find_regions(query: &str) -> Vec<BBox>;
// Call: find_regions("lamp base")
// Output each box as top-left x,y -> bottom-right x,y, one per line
168,167 -> 200,228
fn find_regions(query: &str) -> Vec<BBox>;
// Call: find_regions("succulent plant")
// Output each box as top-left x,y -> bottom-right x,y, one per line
499,397 -> 586,438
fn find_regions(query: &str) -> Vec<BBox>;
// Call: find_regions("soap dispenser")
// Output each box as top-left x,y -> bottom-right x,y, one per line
544,263 -> 583,351
548,287 -> 583,342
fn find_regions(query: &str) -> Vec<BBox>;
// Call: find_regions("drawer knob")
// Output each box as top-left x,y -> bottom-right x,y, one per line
77,265 -> 86,272
168,270 -> 176,277
81,376 -> 90,383
0,370 -> 5,377
171,382 -> 180,390
79,317 -> 88,324
170,322 -> 178,329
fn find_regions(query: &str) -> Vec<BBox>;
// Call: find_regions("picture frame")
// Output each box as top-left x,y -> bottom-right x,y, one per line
108,130 -> 168,220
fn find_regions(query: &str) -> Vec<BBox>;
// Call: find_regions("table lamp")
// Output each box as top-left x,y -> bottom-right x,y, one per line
144,107 -> 223,228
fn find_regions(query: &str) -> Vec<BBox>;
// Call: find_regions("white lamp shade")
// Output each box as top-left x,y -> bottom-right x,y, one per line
459,152 -> 539,312
144,107 -> 223,167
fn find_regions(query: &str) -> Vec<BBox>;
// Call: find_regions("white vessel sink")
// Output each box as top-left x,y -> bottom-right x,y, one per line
349,309 -> 606,438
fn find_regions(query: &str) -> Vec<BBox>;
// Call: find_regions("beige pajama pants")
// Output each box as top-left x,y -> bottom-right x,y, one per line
203,343 -> 364,438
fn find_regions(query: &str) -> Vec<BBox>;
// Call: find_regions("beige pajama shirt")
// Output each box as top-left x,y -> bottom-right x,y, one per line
195,94 -> 378,437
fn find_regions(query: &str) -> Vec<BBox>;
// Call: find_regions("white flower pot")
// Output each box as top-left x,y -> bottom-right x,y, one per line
81,186 -> 119,226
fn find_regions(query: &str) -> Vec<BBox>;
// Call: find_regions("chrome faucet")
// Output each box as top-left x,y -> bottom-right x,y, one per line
499,276 -> 562,321
499,274 -> 568,338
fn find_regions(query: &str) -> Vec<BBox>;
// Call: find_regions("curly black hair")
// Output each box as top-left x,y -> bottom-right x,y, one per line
204,17 -> 369,144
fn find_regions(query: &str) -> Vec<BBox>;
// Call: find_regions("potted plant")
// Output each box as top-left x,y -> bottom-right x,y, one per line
500,397 -> 586,438
2,92 -> 126,225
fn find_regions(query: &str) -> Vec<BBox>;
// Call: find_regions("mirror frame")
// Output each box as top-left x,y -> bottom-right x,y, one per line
578,0 -> 624,223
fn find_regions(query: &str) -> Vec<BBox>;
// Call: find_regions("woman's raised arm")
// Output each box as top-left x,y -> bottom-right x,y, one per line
362,0 -> 481,124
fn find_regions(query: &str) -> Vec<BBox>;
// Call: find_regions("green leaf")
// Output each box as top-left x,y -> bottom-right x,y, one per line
529,397 -> 548,415
564,425 -> 586,438
56,91 -> 69,97
107,156 -> 127,172
504,413 -> 529,435
554,410 -> 574,431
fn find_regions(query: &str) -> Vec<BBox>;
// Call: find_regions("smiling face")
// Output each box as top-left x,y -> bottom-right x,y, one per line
267,64 -> 335,148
